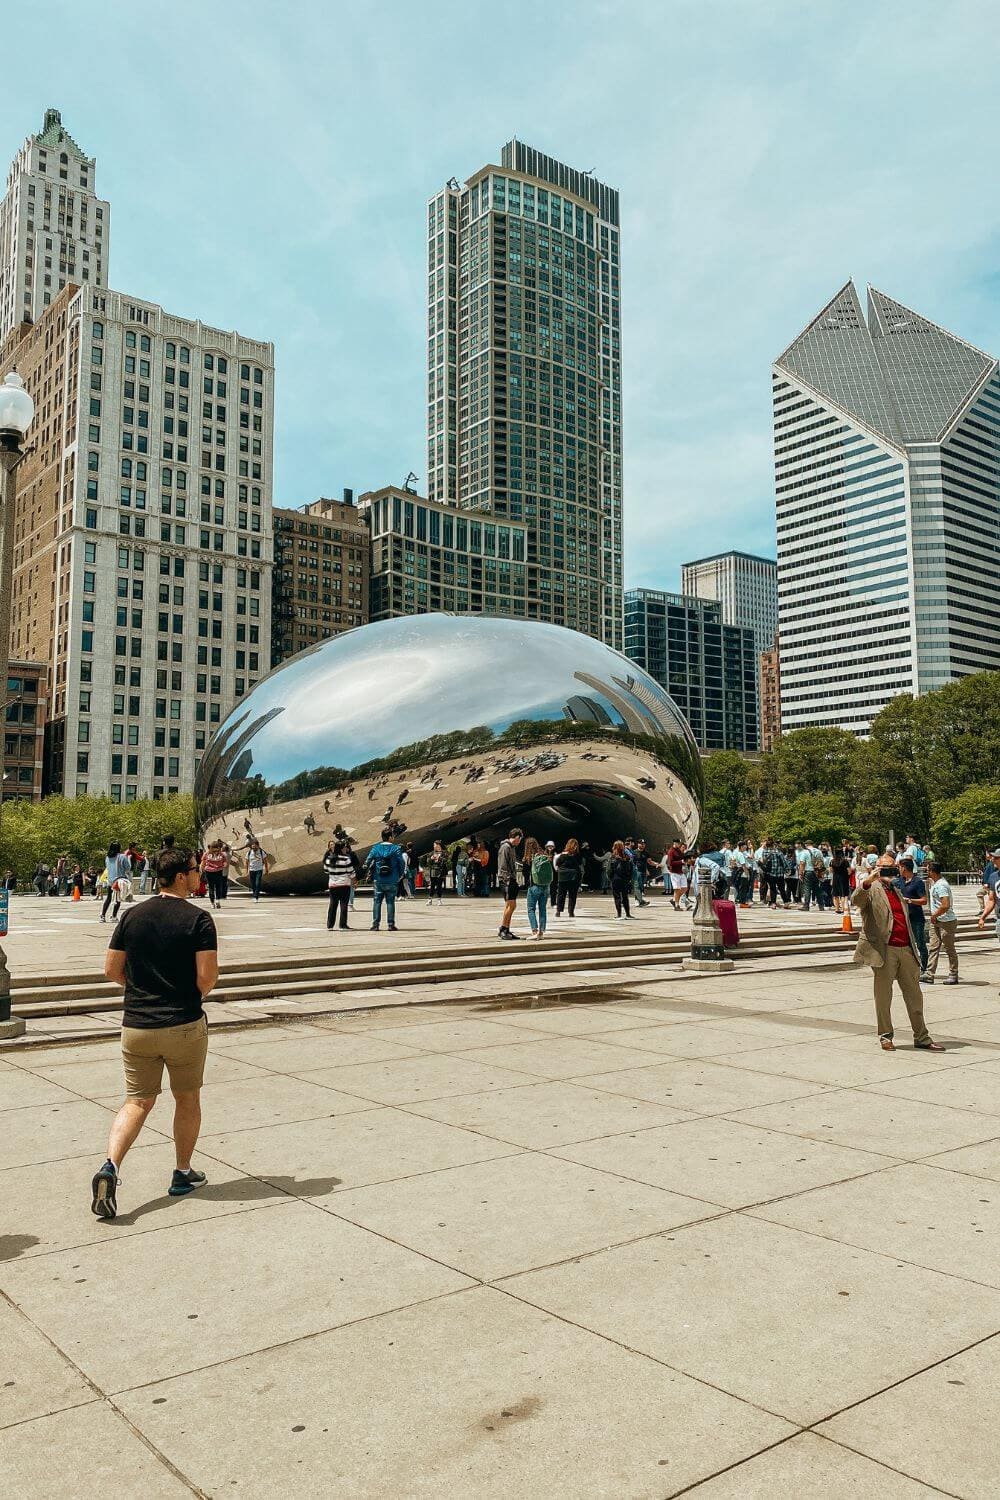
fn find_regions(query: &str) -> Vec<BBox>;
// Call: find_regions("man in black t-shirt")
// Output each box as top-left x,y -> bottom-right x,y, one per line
90,847 -> 219,1220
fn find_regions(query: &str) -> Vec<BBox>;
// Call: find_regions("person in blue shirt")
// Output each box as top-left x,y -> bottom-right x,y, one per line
978,849 -> 1000,944
895,857 -> 928,977
364,829 -> 405,932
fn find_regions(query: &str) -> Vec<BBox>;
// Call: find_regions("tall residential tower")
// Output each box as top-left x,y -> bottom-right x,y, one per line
773,281 -> 1000,735
427,140 -> 622,646
0,109 -> 109,342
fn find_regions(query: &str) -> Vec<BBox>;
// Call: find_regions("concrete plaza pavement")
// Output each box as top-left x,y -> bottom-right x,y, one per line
1,928 -> 1000,1495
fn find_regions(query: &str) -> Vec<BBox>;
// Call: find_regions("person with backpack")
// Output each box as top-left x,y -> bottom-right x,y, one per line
365,828 -> 405,932
100,842 -> 132,924
554,837 -> 583,917
523,836 -> 554,938
609,840 -> 633,920
323,837 -> 361,930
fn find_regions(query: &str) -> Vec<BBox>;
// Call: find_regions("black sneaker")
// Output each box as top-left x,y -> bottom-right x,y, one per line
370,924 -> 380,931
169,1168 -> 207,1197
91,1161 -> 118,1219
388,924 -> 398,931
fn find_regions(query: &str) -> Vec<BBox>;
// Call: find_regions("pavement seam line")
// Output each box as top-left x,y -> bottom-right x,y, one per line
0,1285 -> 205,1496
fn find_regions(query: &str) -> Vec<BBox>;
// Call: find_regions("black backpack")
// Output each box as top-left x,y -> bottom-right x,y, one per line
375,854 -> 395,880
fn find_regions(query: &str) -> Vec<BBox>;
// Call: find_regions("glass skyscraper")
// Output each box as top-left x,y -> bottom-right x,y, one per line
427,140 -> 622,646
773,281 -> 1000,735
624,588 -> 759,752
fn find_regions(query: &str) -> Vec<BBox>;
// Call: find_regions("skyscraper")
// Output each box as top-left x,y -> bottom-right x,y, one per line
427,140 -> 622,646
680,551 -> 778,662
624,588 -> 759,752
773,281 -> 1000,735
1,285 -> 274,800
0,110 -> 274,802
0,109 -> 109,342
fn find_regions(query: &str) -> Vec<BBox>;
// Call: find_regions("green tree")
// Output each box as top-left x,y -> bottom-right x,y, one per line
850,743 -> 930,848
930,784 -> 1000,867
700,752 -> 753,846
870,673 -> 1000,803
0,795 -> 197,884
763,792 -> 849,846
772,727 -> 861,802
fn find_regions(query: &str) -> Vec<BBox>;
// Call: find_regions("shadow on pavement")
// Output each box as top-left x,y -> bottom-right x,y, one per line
111,1173 -> 342,1226
0,1234 -> 41,1261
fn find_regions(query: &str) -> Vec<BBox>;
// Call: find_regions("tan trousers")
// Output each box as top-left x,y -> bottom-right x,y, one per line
873,946 -> 930,1043
926,921 -> 958,979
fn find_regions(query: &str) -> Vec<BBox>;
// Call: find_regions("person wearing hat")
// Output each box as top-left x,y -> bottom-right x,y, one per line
978,849 -> 1000,945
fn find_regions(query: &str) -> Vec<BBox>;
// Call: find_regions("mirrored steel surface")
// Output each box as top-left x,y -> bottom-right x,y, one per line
196,614 -> 703,893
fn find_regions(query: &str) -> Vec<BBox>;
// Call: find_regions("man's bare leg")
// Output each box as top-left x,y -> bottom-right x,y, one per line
107,1095 -> 157,1168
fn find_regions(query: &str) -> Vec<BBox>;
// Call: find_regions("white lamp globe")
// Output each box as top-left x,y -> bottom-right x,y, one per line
0,372 -> 34,439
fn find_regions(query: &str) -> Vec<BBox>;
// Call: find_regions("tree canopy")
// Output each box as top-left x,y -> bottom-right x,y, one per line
701,671 -> 1000,860
0,795 -> 197,881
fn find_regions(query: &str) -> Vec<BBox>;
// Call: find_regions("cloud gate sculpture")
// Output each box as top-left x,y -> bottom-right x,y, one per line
195,614 -> 703,894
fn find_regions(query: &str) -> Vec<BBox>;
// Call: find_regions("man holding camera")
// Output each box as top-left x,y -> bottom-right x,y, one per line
853,858 -> 945,1053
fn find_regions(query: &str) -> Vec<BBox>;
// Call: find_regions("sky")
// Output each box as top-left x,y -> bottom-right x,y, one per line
9,0 -> 1000,591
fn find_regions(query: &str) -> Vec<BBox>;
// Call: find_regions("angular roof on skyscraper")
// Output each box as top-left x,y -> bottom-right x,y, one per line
774,280 -> 997,446
34,108 -> 93,164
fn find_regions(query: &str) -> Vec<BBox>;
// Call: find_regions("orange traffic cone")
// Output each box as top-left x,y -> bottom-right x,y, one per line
841,905 -> 853,934
72,885 -> 81,901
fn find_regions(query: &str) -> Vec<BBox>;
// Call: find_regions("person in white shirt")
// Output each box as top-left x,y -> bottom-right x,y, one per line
925,861 -> 959,984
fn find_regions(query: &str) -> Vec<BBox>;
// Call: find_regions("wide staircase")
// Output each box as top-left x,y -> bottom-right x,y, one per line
11,917 -> 992,1024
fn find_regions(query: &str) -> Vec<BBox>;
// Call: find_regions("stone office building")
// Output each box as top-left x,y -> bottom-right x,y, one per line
1,284 -> 274,800
271,494 -> 369,666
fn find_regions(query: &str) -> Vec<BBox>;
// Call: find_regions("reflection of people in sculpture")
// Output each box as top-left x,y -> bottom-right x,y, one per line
304,813 -> 316,836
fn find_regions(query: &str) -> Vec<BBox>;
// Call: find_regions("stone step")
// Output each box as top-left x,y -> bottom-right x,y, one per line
12,925 -> 992,1020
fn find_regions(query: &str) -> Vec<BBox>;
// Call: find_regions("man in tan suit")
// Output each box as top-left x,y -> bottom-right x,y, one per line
853,860 -> 946,1053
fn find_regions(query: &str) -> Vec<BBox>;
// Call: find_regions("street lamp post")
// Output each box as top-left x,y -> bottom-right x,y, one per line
0,371 -> 34,1039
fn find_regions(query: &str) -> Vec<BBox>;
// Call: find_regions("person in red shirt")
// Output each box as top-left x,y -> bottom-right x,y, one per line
853,861 -> 945,1053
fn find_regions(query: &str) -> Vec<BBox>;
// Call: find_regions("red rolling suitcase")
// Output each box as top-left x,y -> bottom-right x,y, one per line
712,898 -> 740,948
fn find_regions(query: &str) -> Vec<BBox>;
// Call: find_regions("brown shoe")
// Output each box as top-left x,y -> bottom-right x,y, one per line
879,1035 -> 895,1051
915,1039 -> 946,1052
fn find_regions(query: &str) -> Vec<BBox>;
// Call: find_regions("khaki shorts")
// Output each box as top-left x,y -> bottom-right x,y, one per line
121,1016 -> 208,1098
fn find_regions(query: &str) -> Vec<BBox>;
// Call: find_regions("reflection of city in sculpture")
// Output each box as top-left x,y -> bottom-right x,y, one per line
196,615 -> 703,894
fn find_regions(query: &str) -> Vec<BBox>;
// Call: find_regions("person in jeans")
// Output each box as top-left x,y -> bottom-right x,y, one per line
609,840 -> 633,920
521,836 -> 551,938
323,837 -> 360,930
496,827 -> 523,940
853,859 -> 944,1052
925,860 -> 959,984
245,838 -> 269,901
365,828 -> 405,931
554,837 -> 582,916
200,841 -> 227,909
895,857 -> 928,976
91,846 -> 219,1219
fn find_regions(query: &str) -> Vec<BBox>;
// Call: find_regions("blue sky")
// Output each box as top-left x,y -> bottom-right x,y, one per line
10,0 -> 1000,589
